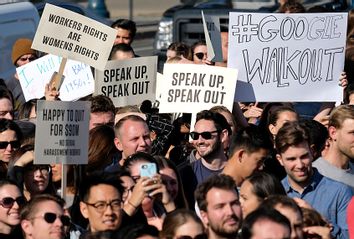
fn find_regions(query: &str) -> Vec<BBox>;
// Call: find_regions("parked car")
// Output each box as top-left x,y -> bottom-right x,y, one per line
35,0 -> 113,26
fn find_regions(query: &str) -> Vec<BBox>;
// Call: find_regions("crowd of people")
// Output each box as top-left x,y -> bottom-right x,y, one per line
0,2 -> 353,239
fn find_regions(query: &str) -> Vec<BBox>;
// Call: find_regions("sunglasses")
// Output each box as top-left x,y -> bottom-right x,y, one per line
190,130 -> 219,140
19,56 -> 36,62
0,110 -> 14,117
0,196 -> 26,208
26,165 -> 51,174
177,234 -> 208,239
0,141 -> 20,149
194,52 -> 206,60
33,212 -> 71,226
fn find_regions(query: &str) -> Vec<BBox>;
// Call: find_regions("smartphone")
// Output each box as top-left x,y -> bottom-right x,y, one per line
140,163 -> 157,178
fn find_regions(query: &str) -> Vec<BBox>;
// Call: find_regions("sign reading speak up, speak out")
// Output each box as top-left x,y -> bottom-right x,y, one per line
158,63 -> 238,113
95,56 -> 157,107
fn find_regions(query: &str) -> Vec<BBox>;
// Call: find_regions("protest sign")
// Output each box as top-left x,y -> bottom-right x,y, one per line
202,11 -> 223,62
34,100 -> 90,165
32,3 -> 116,71
159,63 -> 238,113
17,54 -> 94,101
95,56 -> 157,107
228,12 -> 348,102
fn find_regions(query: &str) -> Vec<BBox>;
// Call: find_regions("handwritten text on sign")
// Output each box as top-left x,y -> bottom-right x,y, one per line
32,4 -> 116,71
228,13 -> 347,102
159,64 -> 238,113
34,101 -> 90,165
95,56 -> 157,107
17,54 -> 94,101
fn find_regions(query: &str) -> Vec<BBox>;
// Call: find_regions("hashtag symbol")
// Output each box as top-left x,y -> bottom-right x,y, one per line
231,14 -> 258,43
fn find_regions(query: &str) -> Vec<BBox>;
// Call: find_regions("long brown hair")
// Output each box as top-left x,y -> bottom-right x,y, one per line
87,125 -> 118,174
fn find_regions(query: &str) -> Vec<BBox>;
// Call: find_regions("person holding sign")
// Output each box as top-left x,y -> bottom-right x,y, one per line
191,40 -> 214,66
0,119 -> 23,179
109,43 -> 135,60
111,19 -> 137,46
6,38 -> 38,110
89,95 -> 115,130
192,41 -> 208,65
8,143 -> 56,201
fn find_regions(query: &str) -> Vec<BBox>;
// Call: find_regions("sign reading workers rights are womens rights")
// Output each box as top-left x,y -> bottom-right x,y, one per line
32,3 -> 116,70
228,12 -> 348,102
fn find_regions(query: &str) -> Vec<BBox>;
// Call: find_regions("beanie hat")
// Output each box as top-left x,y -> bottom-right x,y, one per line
11,38 -> 36,65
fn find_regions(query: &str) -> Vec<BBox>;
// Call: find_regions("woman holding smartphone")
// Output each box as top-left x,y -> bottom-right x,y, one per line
123,152 -> 176,230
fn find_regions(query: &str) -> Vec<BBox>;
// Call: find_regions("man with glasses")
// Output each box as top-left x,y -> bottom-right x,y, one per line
79,173 -> 124,234
178,110 -> 231,208
20,194 -> 70,239
188,110 -> 231,185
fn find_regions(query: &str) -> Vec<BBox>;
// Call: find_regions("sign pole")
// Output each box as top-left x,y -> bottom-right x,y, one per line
61,163 -> 67,201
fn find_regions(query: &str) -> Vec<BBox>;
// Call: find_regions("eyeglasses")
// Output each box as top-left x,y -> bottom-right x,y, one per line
31,212 -> 71,226
19,56 -> 36,62
26,165 -> 51,174
194,52 -> 206,60
0,110 -> 14,117
0,140 -> 20,149
190,130 -> 219,140
0,196 -> 26,208
84,199 -> 122,213
123,186 -> 134,201
177,234 -> 208,239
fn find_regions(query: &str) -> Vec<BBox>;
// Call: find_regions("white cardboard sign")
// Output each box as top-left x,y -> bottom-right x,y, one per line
17,54 -> 94,101
34,100 -> 90,165
228,12 -> 348,102
95,56 -> 157,107
202,11 -> 223,62
32,3 -> 116,71
159,63 -> 238,113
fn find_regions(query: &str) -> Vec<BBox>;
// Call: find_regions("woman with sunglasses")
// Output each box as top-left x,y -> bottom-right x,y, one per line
8,143 -> 56,200
192,41 -> 208,65
0,119 -> 23,179
0,179 -> 26,238
160,209 -> 206,239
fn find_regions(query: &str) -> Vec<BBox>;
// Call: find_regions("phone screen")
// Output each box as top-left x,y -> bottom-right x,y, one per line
140,163 -> 157,178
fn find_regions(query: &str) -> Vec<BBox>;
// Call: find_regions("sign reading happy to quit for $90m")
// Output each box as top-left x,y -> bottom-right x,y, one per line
34,100 -> 91,165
